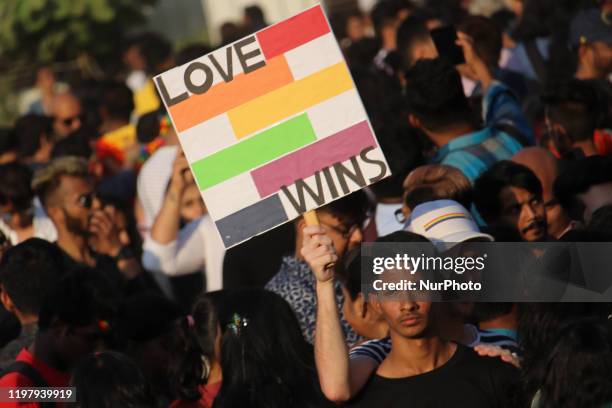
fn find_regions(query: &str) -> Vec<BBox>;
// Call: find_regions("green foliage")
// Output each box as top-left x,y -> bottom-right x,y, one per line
0,0 -> 157,63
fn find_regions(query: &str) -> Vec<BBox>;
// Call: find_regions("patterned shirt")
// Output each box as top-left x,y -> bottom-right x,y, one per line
265,256 -> 360,345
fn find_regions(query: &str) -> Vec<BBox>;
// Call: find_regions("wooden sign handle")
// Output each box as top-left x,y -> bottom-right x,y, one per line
303,210 -> 336,270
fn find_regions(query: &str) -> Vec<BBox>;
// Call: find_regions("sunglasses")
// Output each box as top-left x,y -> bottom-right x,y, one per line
77,192 -> 96,209
57,114 -> 84,127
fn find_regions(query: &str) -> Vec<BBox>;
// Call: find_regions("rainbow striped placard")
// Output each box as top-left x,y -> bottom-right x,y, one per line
154,5 -> 390,248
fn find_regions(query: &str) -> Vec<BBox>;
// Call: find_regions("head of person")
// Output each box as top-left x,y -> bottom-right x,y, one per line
175,43 -> 213,66
536,319 -> 612,407
51,127 -> 94,161
370,0 -> 413,50
243,5 -> 267,31
396,15 -> 437,69
214,289 -> 322,408
570,8 -> 612,79
406,199 -> 492,250
13,114 -> 53,163
51,93 -> 83,139
220,22 -> 244,46
512,147 -> 570,239
32,156 -> 97,238
474,160 -> 547,242
404,58 -> 473,140
37,271 -> 109,371
71,351 -> 155,408
127,32 -> 174,76
553,155 -> 612,224
99,82 -> 134,126
0,127 -> 17,165
116,292 -> 184,387
458,15 -> 502,71
399,164 -> 472,223
180,183 -> 206,225
331,10 -> 366,47
296,191 -> 370,258
0,162 -> 34,231
542,79 -> 604,158
0,238 -> 64,322
171,291 -> 228,402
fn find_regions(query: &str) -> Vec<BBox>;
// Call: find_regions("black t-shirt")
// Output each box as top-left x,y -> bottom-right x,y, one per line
347,344 -> 519,408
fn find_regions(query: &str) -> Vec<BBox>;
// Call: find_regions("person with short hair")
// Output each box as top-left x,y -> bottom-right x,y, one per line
0,239 -> 65,368
553,155 -> 612,224
570,8 -> 612,81
0,162 -> 57,245
474,160 -> 548,241
265,192 -> 371,345
405,43 -> 529,184
50,92 -> 83,140
32,156 -> 143,289
345,273 -> 518,407
0,272 -> 109,400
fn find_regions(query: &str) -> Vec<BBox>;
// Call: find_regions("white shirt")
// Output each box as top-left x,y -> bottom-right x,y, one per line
142,215 -> 225,292
137,145 -> 177,233
0,199 -> 57,245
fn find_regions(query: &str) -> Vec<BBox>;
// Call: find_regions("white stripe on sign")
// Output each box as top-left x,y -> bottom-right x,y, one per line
178,113 -> 237,165
200,172 -> 262,220
284,33 -> 344,81
308,89 -> 368,140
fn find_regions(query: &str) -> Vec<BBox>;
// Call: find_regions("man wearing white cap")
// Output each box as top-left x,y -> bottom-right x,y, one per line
405,199 -> 493,250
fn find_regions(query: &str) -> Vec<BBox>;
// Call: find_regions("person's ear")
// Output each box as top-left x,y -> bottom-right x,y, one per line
295,217 -> 306,234
369,295 -> 383,316
408,114 -> 421,129
0,288 -> 16,313
46,205 -> 63,224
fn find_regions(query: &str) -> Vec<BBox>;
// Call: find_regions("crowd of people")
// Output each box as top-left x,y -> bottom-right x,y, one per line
0,0 -> 611,407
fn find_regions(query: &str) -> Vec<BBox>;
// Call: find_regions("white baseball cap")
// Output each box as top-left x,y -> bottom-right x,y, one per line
405,199 -> 493,250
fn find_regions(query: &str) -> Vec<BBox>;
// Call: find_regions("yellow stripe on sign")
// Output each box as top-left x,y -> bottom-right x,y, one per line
228,62 -> 354,139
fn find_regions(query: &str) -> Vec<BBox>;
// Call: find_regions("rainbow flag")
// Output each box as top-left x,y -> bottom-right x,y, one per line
155,5 -> 390,248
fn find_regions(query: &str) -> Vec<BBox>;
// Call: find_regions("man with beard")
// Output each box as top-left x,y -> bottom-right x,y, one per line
32,157 -> 142,293
473,160 -> 548,242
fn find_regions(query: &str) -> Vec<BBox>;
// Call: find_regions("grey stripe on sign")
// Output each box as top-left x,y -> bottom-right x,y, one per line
215,194 -> 289,248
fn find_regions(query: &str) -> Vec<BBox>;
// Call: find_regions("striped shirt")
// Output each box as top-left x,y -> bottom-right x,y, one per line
431,127 -> 523,183
349,325 -> 520,364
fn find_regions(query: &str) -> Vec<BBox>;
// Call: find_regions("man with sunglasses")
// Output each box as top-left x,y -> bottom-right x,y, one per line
32,157 -> 143,292
265,191 -> 370,345
50,92 -> 83,140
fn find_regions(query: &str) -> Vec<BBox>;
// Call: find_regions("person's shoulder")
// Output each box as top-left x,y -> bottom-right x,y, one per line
459,345 -> 519,377
0,371 -> 34,388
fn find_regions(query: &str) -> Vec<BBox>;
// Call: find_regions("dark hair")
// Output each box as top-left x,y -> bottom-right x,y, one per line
396,15 -> 431,68
588,204 -> 612,238
543,79 -> 603,144
404,58 -> 473,131
553,156 -> 612,221
71,351 -> 155,408
37,271 -> 102,331
51,128 -> 93,159
473,160 -> 543,224
133,32 -> 173,75
517,302 -> 612,406
459,16 -> 502,69
471,303 -> 515,324
537,319 -> 612,408
172,291 -> 228,401
370,0 -> 412,37
0,162 -> 33,212
0,238 -> 64,315
213,289 -> 324,408
13,114 -> 52,159
330,10 -> 364,41
0,127 -> 16,156
176,43 -> 213,66
321,190 -> 372,228
511,0 -> 553,42
101,82 -> 134,122
244,5 -> 266,27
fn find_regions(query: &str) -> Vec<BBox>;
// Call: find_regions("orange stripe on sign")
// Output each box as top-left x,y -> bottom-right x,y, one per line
169,56 -> 294,132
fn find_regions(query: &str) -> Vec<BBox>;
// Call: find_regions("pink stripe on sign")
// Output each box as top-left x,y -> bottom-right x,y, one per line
251,121 -> 376,198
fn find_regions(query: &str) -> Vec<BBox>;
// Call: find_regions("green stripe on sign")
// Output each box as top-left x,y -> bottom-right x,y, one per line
192,113 -> 316,190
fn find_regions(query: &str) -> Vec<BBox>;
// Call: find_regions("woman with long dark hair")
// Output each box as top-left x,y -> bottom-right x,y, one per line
212,289 -> 331,408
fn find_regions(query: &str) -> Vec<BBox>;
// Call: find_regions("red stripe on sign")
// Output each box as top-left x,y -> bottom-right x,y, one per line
251,121 -> 376,197
256,5 -> 330,60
